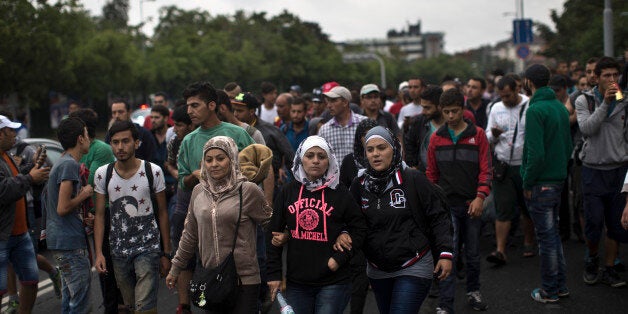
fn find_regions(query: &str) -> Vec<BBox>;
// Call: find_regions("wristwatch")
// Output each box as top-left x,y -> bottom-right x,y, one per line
161,251 -> 174,260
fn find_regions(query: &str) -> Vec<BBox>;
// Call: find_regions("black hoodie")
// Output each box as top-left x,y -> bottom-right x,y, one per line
267,181 -> 367,286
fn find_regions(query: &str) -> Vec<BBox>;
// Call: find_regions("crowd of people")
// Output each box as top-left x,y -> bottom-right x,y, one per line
0,55 -> 626,314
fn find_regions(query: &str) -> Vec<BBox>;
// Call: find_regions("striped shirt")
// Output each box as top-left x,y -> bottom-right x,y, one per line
317,112 -> 367,163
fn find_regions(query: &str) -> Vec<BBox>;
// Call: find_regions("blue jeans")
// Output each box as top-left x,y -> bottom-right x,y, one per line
112,251 -> 160,311
0,233 -> 39,293
526,184 -> 567,296
370,276 -> 431,314
52,249 -> 92,314
286,282 -> 351,314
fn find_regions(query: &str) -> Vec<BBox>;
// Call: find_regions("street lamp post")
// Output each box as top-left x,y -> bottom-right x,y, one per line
603,0 -> 614,57
342,53 -> 387,89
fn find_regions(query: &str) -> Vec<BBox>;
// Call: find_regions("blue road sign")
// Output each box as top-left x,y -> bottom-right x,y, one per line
513,19 -> 533,44
517,45 -> 530,59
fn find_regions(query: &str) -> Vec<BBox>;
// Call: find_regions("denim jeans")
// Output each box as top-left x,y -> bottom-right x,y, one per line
52,249 -> 92,314
439,205 -> 482,313
582,165 -> 628,243
369,275 -> 431,314
112,251 -> 160,312
286,281 -> 351,314
526,184 -> 567,296
0,232 -> 39,293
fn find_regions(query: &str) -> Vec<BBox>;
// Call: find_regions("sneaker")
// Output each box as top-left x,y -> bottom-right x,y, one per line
466,290 -> 488,311
50,267 -> 62,299
530,288 -> 559,303
558,288 -> 570,298
583,255 -> 599,284
435,307 -> 450,314
2,300 -> 18,314
600,266 -> 627,288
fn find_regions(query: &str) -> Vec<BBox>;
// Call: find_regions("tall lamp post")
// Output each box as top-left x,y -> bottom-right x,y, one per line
342,53 -> 387,89
603,0 -> 614,57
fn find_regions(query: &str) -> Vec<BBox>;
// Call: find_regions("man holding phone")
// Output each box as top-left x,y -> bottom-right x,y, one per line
0,115 -> 50,313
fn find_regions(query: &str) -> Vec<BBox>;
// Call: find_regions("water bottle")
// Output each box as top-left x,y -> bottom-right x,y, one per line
276,292 -> 295,314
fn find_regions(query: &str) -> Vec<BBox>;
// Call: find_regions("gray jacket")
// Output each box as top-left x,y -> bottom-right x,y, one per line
575,89 -> 628,170
0,152 -> 33,241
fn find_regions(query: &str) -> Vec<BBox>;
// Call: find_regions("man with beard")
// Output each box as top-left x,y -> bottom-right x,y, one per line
403,85 -> 444,172
465,77 -> 490,129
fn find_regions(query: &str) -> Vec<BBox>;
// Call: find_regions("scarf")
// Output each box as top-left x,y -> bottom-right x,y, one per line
353,119 -> 379,169
363,126 -> 403,195
292,135 -> 340,191
199,136 -> 246,198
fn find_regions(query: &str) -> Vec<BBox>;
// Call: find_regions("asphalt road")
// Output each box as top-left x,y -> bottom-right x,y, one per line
7,232 -> 628,314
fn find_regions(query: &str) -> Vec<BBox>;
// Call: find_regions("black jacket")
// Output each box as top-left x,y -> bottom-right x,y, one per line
350,168 -> 453,272
403,114 -> 432,171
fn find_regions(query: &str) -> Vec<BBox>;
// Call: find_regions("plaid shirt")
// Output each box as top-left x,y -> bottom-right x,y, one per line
317,112 -> 367,162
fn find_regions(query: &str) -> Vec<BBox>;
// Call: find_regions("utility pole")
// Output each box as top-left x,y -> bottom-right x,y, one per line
603,0 -> 614,57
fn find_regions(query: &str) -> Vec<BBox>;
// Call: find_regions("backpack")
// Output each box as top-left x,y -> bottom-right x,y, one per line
104,161 -> 162,249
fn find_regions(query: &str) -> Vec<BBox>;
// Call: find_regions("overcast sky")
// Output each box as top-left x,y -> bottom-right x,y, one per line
80,0 -> 566,53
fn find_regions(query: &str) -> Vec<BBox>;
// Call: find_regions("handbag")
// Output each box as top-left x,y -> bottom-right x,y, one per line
189,186 -> 243,311
493,101 -> 527,182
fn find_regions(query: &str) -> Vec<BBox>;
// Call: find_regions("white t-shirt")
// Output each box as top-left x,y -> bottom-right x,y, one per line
397,102 -> 423,128
259,105 -> 278,124
485,94 -> 529,166
94,160 -> 166,257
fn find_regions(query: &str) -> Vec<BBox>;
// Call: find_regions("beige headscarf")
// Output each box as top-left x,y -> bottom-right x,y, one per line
199,136 -> 246,197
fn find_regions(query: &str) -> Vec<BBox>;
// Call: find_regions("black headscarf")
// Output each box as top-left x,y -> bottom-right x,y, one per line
363,126 -> 403,195
353,119 -> 379,169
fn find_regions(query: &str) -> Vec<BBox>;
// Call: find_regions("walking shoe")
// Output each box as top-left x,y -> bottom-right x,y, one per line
466,290 -> 488,311
435,307 -> 450,314
557,288 -> 570,298
583,255 -> 599,284
2,300 -> 18,314
486,251 -> 506,265
600,266 -> 627,288
530,288 -> 559,303
613,258 -> 626,272
50,267 -> 62,299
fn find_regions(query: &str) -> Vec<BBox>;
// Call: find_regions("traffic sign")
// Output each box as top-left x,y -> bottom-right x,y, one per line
517,45 -> 530,59
513,19 -> 533,44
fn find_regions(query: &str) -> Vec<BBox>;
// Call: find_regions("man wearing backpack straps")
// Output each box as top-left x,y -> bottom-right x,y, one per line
576,56 -> 628,288
94,121 -> 172,313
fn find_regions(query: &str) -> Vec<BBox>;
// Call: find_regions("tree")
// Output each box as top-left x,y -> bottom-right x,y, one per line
537,0 -> 628,62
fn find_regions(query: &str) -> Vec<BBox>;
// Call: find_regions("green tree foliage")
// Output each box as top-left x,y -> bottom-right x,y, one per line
537,0 -> 628,62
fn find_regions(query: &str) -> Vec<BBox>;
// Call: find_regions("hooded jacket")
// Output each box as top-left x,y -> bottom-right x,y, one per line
575,87 -> 628,170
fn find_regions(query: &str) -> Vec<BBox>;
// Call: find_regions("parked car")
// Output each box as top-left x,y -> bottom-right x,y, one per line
23,138 -> 64,166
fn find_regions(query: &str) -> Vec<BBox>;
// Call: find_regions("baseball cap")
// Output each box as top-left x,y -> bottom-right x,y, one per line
322,81 -> 339,93
0,116 -> 21,129
312,89 -> 323,102
398,81 -> 409,91
360,84 -> 380,96
232,93 -> 260,109
290,85 -> 302,93
323,86 -> 352,101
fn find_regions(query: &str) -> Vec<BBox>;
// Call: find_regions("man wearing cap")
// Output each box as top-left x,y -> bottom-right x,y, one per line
318,85 -> 367,163
397,78 -> 426,129
360,83 -> 401,139
0,115 -> 50,313
386,81 -> 410,119
232,92 -> 294,188
520,64 -> 572,303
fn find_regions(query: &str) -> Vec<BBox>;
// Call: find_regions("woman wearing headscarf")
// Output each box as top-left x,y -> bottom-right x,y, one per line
345,126 -> 453,313
165,137 -> 272,314
266,136 -> 367,314
339,119 -> 379,188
